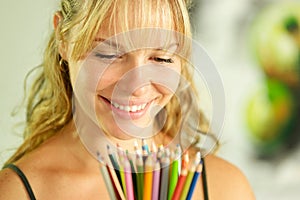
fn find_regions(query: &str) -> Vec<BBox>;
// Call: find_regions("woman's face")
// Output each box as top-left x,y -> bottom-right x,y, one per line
67,15 -> 182,141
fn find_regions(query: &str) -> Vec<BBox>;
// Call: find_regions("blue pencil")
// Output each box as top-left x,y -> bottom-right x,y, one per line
142,139 -> 150,153
186,162 -> 203,200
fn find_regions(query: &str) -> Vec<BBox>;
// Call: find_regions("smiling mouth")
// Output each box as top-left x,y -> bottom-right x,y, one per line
100,96 -> 149,113
110,101 -> 148,112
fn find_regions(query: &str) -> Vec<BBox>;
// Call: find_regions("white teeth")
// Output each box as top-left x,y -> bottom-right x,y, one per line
137,105 -> 142,110
124,106 -> 130,112
112,102 -> 120,108
110,101 -> 148,112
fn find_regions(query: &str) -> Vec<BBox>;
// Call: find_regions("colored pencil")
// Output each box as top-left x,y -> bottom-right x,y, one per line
124,158 -> 135,200
175,144 -> 182,175
159,155 -> 170,200
100,143 -> 203,200
134,140 -> 142,156
136,155 -> 144,200
182,152 -> 201,200
151,141 -> 157,157
168,154 -> 179,200
186,161 -> 203,200
106,165 -> 122,200
171,151 -> 189,200
118,155 -> 127,198
179,164 -> 196,200
156,145 -> 164,162
107,145 -> 122,189
107,164 -> 126,200
151,160 -> 161,200
97,153 -> 118,200
171,167 -> 187,200
143,155 -> 153,200
142,139 -> 150,153
126,151 -> 138,200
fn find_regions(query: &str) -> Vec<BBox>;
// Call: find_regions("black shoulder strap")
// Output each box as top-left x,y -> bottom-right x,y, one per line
3,164 -> 36,200
202,158 -> 209,200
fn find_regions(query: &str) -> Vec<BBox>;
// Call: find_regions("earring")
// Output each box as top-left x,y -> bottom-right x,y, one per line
58,54 -> 67,65
59,56 -> 68,72
59,58 -> 64,67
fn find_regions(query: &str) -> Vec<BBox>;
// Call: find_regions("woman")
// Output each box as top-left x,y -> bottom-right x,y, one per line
0,0 -> 255,199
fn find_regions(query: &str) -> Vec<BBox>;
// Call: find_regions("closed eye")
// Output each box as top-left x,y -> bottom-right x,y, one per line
153,57 -> 174,63
94,53 -> 121,60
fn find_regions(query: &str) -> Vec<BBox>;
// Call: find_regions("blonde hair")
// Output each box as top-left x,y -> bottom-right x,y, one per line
5,0 -> 218,165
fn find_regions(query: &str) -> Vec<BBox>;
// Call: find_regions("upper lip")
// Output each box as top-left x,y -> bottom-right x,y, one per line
99,95 -> 155,106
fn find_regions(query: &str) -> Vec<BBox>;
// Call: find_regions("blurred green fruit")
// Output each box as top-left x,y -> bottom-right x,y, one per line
246,79 -> 296,155
250,2 -> 300,86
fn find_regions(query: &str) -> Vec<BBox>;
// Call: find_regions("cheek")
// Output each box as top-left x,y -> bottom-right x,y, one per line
68,62 -> 80,89
97,68 -> 122,91
155,84 -> 176,96
70,59 -> 114,94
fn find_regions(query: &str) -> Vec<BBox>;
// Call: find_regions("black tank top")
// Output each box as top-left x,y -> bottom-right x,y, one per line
3,159 -> 209,200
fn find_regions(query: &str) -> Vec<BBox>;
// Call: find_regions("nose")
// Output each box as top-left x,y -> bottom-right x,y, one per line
117,52 -> 151,97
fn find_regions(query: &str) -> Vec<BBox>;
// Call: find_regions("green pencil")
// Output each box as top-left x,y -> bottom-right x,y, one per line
136,154 -> 144,200
168,154 -> 179,200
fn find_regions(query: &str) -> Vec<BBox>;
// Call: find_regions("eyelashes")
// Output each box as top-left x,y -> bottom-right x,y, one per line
152,57 -> 174,63
94,53 -> 174,64
94,53 -> 121,60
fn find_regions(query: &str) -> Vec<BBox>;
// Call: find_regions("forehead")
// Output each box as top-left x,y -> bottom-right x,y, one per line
69,0 -> 190,61
97,1 -> 174,38
94,1 -> 179,52
94,29 -> 180,53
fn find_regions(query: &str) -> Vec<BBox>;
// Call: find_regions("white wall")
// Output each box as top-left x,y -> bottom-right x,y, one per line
0,0 -> 58,164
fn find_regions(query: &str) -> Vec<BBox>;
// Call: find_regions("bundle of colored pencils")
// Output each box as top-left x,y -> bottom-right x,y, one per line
97,140 -> 203,200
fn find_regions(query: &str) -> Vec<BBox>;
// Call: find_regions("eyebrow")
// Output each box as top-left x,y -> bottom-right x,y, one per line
94,37 -> 178,51
94,38 -> 121,49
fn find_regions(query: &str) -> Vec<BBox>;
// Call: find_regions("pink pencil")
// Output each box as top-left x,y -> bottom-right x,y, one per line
124,158 -> 135,200
151,160 -> 161,200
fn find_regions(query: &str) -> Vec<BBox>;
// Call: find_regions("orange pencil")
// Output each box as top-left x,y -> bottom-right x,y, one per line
143,155 -> 153,200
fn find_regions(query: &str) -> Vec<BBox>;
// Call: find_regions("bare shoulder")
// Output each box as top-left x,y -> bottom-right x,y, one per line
204,154 -> 256,200
0,167 -> 28,200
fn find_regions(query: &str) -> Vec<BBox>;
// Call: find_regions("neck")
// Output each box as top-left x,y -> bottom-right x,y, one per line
60,121 -> 99,170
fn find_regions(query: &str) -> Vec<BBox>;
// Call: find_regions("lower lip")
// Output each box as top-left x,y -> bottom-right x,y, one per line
99,96 -> 152,120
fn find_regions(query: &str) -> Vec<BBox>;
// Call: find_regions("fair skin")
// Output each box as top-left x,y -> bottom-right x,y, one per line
0,10 -> 256,200
0,122 -> 255,199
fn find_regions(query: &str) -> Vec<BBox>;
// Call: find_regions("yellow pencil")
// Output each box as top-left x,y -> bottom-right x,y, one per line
119,155 -> 127,198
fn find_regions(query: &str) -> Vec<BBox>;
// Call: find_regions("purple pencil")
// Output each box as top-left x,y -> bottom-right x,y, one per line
151,160 -> 161,200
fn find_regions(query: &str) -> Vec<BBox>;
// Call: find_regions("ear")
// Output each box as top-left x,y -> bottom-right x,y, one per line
53,11 -> 62,29
53,12 -> 68,60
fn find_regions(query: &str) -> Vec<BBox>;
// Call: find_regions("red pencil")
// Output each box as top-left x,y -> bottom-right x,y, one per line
171,169 -> 188,200
171,152 -> 189,200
